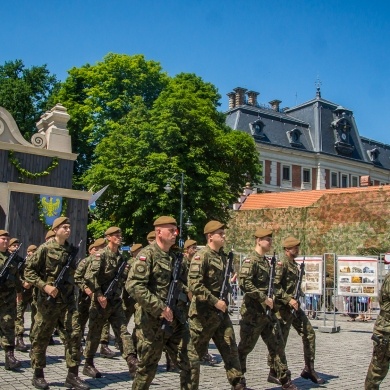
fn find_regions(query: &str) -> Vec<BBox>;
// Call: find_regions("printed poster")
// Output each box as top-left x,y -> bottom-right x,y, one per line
295,256 -> 323,295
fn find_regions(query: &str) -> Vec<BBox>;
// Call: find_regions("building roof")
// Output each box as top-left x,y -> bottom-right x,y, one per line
240,185 -> 390,210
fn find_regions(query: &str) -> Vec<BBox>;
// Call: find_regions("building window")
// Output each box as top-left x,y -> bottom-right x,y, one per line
351,176 -> 358,187
302,168 -> 311,183
287,128 -> 302,146
250,120 -> 265,138
331,172 -> 338,187
282,165 -> 291,181
341,174 -> 348,188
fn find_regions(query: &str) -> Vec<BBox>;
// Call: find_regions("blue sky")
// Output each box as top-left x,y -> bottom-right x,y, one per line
2,0 -> 390,142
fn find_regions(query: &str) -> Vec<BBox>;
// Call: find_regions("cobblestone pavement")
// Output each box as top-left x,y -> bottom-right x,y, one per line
1,312 -> 389,389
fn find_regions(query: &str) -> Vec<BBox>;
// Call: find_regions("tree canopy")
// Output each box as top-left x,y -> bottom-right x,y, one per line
0,59 -> 59,140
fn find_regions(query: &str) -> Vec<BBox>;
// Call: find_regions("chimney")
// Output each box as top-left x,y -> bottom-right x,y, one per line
227,92 -> 236,109
246,90 -> 259,106
233,87 -> 247,107
269,99 -> 282,112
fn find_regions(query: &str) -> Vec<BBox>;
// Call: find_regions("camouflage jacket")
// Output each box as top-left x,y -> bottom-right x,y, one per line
74,255 -> 93,293
274,254 -> 299,306
126,242 -> 185,320
84,246 -> 129,299
188,245 -> 229,309
374,271 -> 390,333
239,251 -> 270,312
24,239 -> 76,302
0,250 -> 22,294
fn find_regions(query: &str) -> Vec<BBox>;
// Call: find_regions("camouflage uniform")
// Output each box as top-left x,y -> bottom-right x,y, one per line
271,255 -> 316,371
24,239 -> 82,369
126,242 -> 193,390
74,256 -> 110,343
238,251 -> 291,383
83,246 -> 136,360
365,272 -> 390,389
187,245 -> 245,388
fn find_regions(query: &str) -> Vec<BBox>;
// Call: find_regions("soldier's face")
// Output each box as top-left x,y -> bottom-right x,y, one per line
55,224 -> 71,240
259,236 -> 272,252
8,243 -> 19,253
187,245 -> 197,256
209,229 -> 225,249
157,224 -> 178,246
108,233 -> 122,246
0,235 -> 9,252
286,245 -> 300,259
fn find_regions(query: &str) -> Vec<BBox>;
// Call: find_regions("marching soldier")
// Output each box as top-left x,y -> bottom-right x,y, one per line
82,226 -> 138,379
272,236 -> 325,384
126,216 -> 194,390
0,230 -> 22,370
74,237 -> 115,358
237,228 -> 298,389
24,217 -> 89,390
15,243 -> 37,352
187,220 -> 246,390
365,269 -> 390,389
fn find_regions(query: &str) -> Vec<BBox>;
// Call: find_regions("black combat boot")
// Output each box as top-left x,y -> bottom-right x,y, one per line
201,352 -> 217,365
82,358 -> 102,378
300,359 -> 325,384
5,347 -> 21,370
15,335 -> 29,352
65,366 -> 90,390
280,377 -> 299,390
126,353 -> 139,377
32,368 -> 49,390
231,379 -> 247,389
100,342 -> 116,358
166,352 -> 178,372
267,368 -> 281,384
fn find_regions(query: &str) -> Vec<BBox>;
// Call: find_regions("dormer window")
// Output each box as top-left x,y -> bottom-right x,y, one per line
331,116 -> 354,155
287,128 -> 302,146
367,148 -> 380,162
249,120 -> 265,139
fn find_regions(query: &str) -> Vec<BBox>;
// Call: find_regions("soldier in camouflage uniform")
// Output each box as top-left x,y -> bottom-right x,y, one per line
271,236 -> 324,385
237,228 -> 298,390
24,217 -> 89,390
82,226 -> 138,379
0,230 -> 22,370
365,270 -> 390,389
187,220 -> 246,390
74,237 -> 115,358
15,243 -> 37,352
126,216 -> 194,390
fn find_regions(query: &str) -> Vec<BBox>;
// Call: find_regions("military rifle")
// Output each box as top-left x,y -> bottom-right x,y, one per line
291,257 -> 305,317
0,243 -> 22,285
162,249 -> 186,335
217,249 -> 234,319
103,256 -> 128,300
47,241 -> 81,303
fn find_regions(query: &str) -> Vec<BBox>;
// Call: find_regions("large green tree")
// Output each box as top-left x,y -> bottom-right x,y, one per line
83,73 -> 261,243
53,53 -> 169,180
0,60 -> 59,140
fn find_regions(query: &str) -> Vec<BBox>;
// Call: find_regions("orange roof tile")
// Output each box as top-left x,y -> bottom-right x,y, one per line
239,185 -> 390,210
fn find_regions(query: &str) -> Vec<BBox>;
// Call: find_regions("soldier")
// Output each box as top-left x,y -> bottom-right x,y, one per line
24,217 -> 89,390
272,236 -> 325,384
237,228 -> 298,389
82,226 -> 138,379
126,216 -> 194,390
146,231 -> 156,245
187,220 -> 246,390
0,230 -> 22,370
15,243 -> 37,352
74,237 -> 115,358
365,269 -> 390,389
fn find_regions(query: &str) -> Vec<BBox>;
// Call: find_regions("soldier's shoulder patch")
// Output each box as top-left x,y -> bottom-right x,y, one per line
277,261 -> 283,266
190,263 -> 201,272
244,258 -> 251,263
136,265 -> 146,273
193,255 -> 201,261
95,253 -> 101,258
139,256 -> 147,261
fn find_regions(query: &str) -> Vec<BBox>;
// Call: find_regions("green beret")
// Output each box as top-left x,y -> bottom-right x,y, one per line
9,238 -> 20,246
105,226 -> 121,236
184,239 -> 197,249
52,217 -> 70,230
204,220 -> 226,234
283,236 -> 300,248
45,230 -> 55,240
147,231 -> 156,240
153,216 -> 177,226
131,243 -> 143,252
0,230 -> 10,237
27,244 -> 37,252
254,228 -> 273,239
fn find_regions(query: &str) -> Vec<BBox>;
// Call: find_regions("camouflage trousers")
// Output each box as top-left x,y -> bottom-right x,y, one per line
132,307 -> 194,390
268,306 -> 316,368
0,291 -> 17,348
31,295 -> 82,369
77,293 -> 110,343
84,297 -> 135,359
123,292 -> 137,352
238,308 -> 289,381
188,308 -> 244,388
365,330 -> 390,389
15,287 -> 34,336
